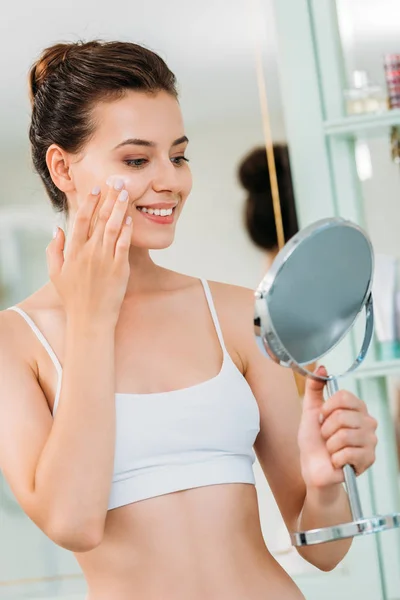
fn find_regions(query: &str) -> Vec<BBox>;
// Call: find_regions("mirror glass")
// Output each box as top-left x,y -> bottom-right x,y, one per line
259,219 -> 373,366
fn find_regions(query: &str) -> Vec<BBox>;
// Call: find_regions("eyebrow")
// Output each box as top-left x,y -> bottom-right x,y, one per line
113,135 -> 189,150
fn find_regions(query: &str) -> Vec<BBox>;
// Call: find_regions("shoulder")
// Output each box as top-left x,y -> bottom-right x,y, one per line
0,307 -> 24,339
207,280 -> 255,322
0,310 -> 37,386
206,280 -> 257,370
0,303 -> 45,379
0,308 -> 31,354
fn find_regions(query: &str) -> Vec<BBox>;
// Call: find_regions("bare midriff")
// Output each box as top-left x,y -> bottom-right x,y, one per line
75,483 -> 305,600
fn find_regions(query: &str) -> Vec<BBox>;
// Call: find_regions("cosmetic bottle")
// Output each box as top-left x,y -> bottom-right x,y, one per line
344,70 -> 387,115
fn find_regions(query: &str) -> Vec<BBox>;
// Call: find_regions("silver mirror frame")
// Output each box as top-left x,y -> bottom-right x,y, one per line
254,218 -> 374,382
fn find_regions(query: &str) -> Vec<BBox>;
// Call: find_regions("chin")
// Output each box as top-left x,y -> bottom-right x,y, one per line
131,232 -> 175,250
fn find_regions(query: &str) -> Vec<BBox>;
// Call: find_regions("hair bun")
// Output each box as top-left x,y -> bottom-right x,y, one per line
28,43 -> 74,103
238,147 -> 270,193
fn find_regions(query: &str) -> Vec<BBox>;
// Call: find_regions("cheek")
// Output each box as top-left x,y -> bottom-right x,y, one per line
70,159 -> 110,204
181,169 -> 193,198
106,172 -> 149,201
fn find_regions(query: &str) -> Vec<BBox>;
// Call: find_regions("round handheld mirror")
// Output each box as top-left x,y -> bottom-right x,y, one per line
255,217 -> 373,375
254,217 -> 400,546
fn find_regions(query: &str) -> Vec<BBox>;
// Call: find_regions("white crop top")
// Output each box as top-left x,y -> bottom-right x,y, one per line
7,279 -> 261,510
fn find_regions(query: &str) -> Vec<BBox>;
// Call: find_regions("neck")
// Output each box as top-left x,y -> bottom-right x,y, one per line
125,247 -> 162,295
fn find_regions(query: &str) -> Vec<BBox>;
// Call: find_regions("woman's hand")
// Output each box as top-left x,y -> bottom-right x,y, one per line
298,366 -> 378,489
46,178 -> 133,326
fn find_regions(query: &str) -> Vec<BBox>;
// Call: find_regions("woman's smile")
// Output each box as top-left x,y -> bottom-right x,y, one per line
135,204 -> 177,225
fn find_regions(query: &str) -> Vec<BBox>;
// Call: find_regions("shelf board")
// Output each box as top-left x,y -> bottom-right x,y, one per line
323,109 -> 400,137
353,359 -> 400,379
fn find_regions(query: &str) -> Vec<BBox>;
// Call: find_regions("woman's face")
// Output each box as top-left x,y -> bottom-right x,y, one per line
67,90 -> 192,250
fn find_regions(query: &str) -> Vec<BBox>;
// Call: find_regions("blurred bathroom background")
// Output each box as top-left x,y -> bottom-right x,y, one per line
0,1 -> 399,598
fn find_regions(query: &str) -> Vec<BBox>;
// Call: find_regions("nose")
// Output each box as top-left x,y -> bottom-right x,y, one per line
152,158 -> 180,194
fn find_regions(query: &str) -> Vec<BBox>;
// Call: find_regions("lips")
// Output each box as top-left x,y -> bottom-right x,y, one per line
136,208 -> 175,225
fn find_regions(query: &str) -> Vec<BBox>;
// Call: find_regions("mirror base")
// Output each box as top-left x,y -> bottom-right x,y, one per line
290,512 -> 400,546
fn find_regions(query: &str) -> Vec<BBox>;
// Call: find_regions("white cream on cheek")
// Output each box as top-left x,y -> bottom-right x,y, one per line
104,173 -> 146,205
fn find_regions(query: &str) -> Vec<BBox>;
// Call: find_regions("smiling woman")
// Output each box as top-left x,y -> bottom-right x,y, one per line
0,38 -> 378,600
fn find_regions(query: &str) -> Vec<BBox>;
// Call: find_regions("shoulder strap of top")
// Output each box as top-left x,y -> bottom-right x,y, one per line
199,279 -> 227,354
7,306 -> 63,414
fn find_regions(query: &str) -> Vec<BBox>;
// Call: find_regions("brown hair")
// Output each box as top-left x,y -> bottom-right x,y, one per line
28,40 -> 178,215
237,144 -> 299,251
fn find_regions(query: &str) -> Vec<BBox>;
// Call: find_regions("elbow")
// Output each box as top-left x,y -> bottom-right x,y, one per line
297,552 -> 340,572
315,560 -> 340,573
48,519 -> 104,552
296,544 -> 351,573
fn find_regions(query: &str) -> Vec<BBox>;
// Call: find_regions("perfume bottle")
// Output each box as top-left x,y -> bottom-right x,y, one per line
344,70 -> 387,115
383,55 -> 400,164
384,54 -> 400,109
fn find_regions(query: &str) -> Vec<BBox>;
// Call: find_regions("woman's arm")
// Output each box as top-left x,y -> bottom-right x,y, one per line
245,336 -> 353,571
213,283 -> 376,571
33,316 -> 117,550
0,311 -> 117,553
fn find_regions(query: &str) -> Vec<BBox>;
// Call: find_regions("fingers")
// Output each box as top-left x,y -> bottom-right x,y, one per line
302,365 -> 327,412
320,408 -> 363,440
90,178 -> 128,248
325,427 -> 376,455
320,390 -> 369,422
46,226 -> 66,281
320,401 -> 378,475
330,445 -> 377,475
69,186 -> 102,250
115,215 -> 133,263
102,186 -> 131,256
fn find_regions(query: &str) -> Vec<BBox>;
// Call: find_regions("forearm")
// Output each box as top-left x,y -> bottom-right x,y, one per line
34,318 -> 116,543
296,484 -> 353,571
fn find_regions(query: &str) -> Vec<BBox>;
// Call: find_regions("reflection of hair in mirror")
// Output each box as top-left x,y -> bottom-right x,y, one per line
237,145 -> 299,256
238,145 -> 315,396
28,41 -> 178,218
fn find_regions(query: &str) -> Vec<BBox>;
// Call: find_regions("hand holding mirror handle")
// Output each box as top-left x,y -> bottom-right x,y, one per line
254,217 -> 400,546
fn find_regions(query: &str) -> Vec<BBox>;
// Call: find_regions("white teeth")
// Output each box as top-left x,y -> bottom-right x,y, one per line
137,207 -> 174,216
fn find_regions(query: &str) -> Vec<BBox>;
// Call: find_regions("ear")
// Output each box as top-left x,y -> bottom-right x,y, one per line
46,144 -> 75,193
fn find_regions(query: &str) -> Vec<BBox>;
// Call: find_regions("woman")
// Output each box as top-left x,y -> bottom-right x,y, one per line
238,144 -> 299,272
238,145 -> 314,397
0,41 -> 378,600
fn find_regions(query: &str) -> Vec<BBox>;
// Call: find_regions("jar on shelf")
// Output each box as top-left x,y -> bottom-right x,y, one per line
344,70 -> 388,115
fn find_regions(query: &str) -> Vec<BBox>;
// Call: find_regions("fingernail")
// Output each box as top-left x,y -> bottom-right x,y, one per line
113,178 -> 124,191
91,185 -> 101,196
126,215 -> 132,225
319,413 -> 324,424
53,226 -> 58,239
118,189 -> 129,202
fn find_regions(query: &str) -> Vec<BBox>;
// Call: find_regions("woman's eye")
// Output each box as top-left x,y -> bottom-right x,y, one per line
124,156 -> 189,169
124,159 -> 148,168
171,156 -> 190,166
